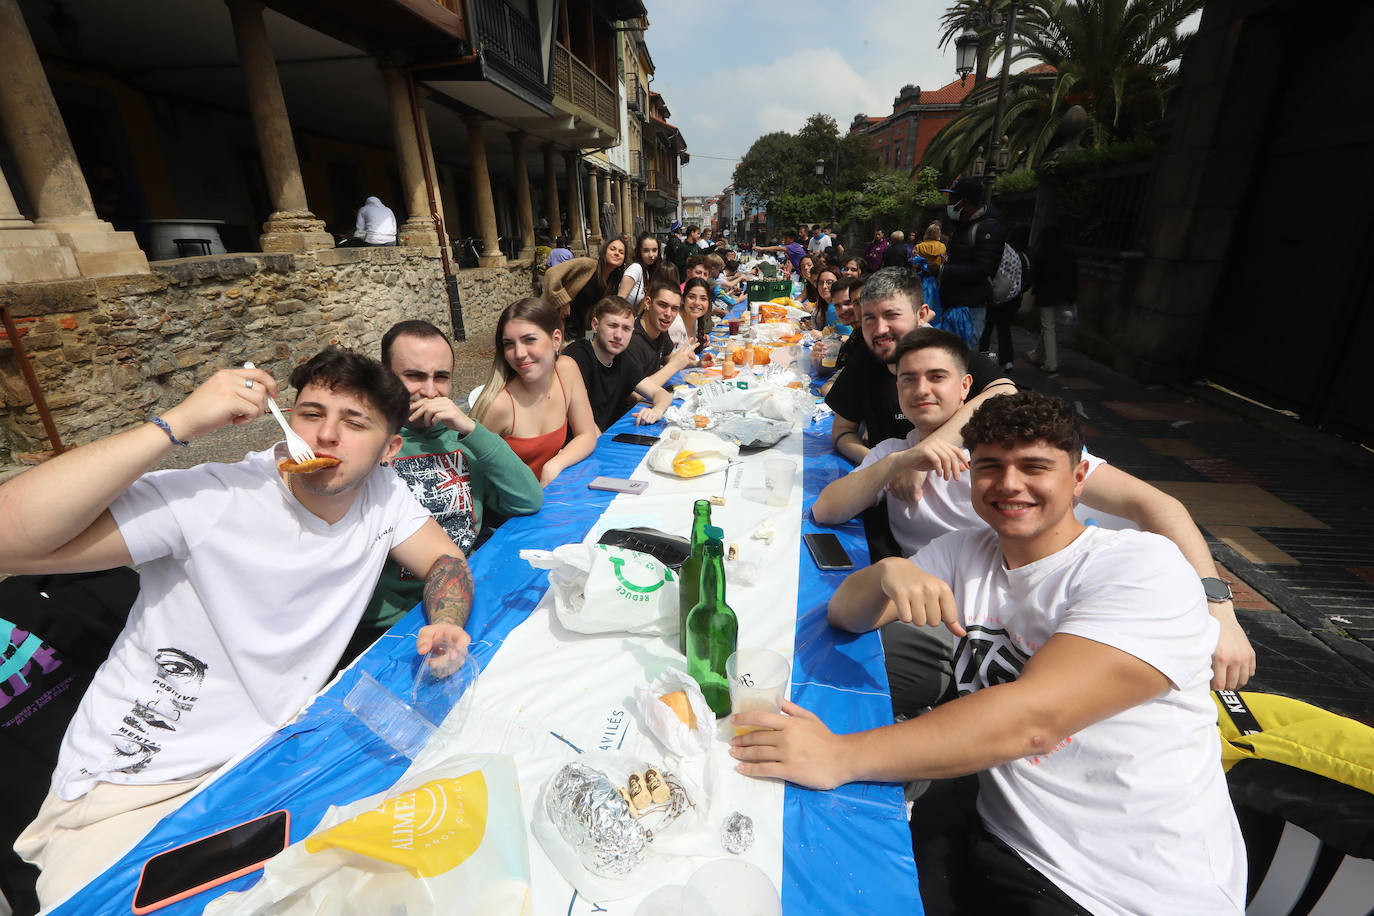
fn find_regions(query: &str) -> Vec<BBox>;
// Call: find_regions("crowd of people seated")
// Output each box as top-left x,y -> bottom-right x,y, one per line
0,189 -> 1257,914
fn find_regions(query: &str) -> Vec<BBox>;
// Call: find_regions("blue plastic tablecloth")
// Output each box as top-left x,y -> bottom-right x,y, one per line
54,307 -> 921,915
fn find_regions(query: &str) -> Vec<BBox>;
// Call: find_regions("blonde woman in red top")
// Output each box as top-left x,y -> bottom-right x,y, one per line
472,298 -> 598,487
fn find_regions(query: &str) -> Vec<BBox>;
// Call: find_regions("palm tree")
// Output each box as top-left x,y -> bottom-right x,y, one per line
937,0 -> 1014,87
924,0 -> 1203,177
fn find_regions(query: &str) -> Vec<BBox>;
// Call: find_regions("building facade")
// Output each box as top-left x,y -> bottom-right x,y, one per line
0,0 -> 687,455
849,78 -> 972,173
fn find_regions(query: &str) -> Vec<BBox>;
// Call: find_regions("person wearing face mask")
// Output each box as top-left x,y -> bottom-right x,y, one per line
938,178 -> 1005,348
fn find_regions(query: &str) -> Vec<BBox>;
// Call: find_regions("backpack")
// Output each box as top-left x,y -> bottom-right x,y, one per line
968,222 -> 1022,303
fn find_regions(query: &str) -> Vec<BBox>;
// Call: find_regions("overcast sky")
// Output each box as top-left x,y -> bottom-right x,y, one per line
643,0 -> 963,197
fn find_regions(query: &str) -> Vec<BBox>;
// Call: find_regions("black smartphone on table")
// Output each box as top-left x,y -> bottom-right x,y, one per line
612,432 -> 660,446
132,809 -> 289,913
803,532 -> 854,570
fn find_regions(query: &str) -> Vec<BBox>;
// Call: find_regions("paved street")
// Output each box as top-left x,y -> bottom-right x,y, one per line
1004,326 -> 1374,724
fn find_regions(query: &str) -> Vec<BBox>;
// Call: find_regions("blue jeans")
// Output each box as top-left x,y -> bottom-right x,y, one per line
968,306 -> 986,346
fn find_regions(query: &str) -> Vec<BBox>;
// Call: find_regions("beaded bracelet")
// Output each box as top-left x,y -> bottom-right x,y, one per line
149,416 -> 188,447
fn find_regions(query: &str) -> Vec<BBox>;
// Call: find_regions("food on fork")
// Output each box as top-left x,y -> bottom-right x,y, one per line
277,455 -> 341,474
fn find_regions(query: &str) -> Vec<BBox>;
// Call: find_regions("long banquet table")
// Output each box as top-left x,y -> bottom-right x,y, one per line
53,333 -> 922,916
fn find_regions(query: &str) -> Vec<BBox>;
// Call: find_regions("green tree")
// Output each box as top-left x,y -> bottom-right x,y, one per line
733,115 -> 878,215
732,131 -> 807,210
922,0 -> 1201,178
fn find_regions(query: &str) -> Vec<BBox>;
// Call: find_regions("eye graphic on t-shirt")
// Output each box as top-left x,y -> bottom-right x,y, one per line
155,647 -> 208,685
952,624 -> 1031,696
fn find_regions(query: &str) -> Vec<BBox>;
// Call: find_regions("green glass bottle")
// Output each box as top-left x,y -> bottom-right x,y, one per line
685,534 -> 738,718
678,500 -> 713,653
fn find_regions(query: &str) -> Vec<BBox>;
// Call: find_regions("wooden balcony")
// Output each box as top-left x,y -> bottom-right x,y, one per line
552,41 -> 620,145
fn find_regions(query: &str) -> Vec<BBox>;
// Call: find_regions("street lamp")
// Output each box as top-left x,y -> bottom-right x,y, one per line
814,145 -> 839,226
955,3 -> 1019,183
955,26 -> 979,85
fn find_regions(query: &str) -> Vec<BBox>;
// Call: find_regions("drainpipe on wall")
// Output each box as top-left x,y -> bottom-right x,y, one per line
0,305 -> 65,455
404,60 -> 476,341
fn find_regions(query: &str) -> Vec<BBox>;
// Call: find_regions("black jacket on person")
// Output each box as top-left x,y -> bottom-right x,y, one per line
1032,242 -> 1078,308
940,206 -> 1006,310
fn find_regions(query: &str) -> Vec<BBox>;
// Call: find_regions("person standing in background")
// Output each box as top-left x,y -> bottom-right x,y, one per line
1028,226 -> 1076,375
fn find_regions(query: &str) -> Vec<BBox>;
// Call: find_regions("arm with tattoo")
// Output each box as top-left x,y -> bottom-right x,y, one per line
423,554 -> 474,629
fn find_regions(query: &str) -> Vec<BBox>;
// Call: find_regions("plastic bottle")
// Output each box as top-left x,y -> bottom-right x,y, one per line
685,532 -> 737,718
678,501 -> 712,654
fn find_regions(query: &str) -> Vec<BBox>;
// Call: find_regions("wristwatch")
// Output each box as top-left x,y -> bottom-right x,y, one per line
1201,577 -> 1233,603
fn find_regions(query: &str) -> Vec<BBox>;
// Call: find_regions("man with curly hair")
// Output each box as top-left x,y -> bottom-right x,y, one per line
733,391 -> 1245,913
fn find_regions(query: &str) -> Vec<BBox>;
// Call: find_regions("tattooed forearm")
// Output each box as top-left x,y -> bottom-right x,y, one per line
423,554 -> 474,627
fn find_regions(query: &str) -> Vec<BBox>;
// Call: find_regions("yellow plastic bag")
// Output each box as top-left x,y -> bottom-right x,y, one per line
207,755 -> 530,915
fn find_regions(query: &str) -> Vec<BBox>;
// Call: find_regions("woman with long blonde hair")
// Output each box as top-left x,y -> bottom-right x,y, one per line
472,298 -> 598,487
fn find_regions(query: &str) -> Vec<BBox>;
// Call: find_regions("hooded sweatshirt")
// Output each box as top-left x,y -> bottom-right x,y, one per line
355,196 -> 397,244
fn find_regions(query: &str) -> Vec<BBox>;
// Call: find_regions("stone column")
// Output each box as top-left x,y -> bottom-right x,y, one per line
564,151 -> 586,254
381,66 -> 439,250
0,167 -> 28,228
464,114 -> 505,268
227,0 -> 331,252
585,165 -> 602,250
542,143 -> 561,243
600,172 -> 615,240
508,132 -> 536,261
0,0 -> 146,279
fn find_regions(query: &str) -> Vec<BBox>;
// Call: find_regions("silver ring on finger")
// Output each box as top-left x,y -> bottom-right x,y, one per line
245,378 -> 255,390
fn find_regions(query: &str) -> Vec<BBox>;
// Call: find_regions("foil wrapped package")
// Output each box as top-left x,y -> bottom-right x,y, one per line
545,763 -> 647,878
721,811 -> 755,855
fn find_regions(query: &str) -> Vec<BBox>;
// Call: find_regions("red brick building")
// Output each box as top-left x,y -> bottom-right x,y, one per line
849,77 -> 974,173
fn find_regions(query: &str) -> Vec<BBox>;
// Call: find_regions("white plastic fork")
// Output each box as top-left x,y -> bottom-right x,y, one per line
243,361 -> 315,464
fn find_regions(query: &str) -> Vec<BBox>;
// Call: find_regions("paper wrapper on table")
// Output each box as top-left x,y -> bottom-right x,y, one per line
532,752 -> 714,901
634,669 -> 716,756
646,429 -> 739,478
521,543 -> 679,636
205,754 -> 530,915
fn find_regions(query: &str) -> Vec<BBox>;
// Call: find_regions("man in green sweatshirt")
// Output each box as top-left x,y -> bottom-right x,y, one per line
338,320 -> 543,667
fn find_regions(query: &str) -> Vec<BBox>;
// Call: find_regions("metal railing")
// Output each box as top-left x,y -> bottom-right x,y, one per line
627,73 -> 647,118
471,0 -> 543,87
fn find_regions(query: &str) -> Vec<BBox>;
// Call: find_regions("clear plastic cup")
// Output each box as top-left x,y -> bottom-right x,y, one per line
762,458 -> 795,507
727,648 -> 790,736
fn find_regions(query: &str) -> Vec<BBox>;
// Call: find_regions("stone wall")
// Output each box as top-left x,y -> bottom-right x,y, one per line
0,247 -> 535,460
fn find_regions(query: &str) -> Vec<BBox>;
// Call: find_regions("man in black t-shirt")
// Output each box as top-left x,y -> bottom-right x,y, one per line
565,297 -> 674,432
825,268 -> 1016,468
624,281 -> 695,384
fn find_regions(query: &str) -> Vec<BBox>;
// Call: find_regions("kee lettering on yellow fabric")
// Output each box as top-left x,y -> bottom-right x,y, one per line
304,771 -> 489,877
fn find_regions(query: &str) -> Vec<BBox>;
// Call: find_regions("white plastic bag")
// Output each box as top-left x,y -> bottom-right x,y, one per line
206,754 -> 530,915
521,543 -> 679,636
646,428 -> 739,478
633,668 -> 716,756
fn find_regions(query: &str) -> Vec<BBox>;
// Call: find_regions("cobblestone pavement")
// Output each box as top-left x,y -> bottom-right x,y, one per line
1004,326 -> 1374,725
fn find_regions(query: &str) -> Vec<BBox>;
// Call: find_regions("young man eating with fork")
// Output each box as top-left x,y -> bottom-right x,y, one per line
0,347 -> 474,907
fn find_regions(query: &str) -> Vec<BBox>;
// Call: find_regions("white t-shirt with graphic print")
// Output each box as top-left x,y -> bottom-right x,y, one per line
52,446 -> 430,800
913,525 -> 1245,914
856,433 -> 1106,557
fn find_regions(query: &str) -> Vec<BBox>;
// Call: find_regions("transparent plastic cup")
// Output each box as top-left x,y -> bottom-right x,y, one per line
727,648 -> 790,737
762,458 -> 796,507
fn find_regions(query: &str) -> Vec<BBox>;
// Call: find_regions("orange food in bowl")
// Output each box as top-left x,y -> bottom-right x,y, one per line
752,346 -> 770,365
